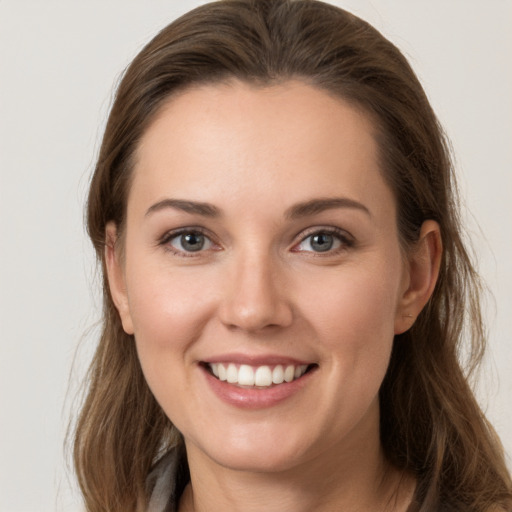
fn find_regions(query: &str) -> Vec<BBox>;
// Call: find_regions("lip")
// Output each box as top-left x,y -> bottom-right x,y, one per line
200,362 -> 317,409
203,352 -> 314,366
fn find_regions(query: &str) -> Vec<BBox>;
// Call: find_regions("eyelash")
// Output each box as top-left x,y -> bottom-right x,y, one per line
159,227 -> 217,258
292,227 -> 355,256
158,226 -> 355,257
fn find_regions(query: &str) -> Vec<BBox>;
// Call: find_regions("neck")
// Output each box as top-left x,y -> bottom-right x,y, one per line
179,405 -> 415,512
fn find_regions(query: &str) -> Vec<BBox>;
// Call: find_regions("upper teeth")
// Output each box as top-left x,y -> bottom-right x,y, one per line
208,363 -> 308,387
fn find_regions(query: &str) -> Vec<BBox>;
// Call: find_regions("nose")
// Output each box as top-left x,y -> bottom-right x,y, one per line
217,251 -> 293,333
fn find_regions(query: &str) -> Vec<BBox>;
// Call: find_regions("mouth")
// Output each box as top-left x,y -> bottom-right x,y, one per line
202,362 -> 317,388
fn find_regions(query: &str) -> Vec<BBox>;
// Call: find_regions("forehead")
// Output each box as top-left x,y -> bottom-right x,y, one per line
129,80 -> 393,220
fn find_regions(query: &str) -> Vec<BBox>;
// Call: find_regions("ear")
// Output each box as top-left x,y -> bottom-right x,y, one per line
105,221 -> 134,335
394,220 -> 442,334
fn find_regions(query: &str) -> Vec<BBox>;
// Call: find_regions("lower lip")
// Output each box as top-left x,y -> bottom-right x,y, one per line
201,366 -> 315,409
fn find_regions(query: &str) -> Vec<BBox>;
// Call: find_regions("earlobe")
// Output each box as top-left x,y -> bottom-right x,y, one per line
394,220 -> 442,334
105,222 -> 134,335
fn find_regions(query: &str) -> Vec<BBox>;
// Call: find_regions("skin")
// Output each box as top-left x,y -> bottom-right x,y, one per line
106,80 -> 441,511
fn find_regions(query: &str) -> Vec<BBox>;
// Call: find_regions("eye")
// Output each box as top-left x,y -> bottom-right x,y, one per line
163,230 -> 214,255
294,229 -> 353,254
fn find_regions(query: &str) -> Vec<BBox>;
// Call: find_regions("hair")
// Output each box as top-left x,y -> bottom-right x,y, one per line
74,1 -> 512,511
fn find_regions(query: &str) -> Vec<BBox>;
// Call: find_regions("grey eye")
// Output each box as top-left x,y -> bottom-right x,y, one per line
296,231 -> 346,253
181,233 -> 204,251
309,233 -> 334,252
170,232 -> 211,252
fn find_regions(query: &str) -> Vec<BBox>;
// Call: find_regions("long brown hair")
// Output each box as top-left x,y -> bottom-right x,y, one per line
74,1 -> 512,510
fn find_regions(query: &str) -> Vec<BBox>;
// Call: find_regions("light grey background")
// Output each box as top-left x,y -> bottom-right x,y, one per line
0,1 -> 510,511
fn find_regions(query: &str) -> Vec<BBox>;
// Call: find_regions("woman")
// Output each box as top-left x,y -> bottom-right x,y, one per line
74,0 -> 512,510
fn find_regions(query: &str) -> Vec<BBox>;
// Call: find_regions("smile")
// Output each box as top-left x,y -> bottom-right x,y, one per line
207,363 -> 311,387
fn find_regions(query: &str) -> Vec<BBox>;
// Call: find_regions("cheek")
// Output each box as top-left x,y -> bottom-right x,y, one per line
299,263 -> 401,342
127,262 -> 213,338
124,262 -> 218,389
295,257 -> 403,394
125,268 -> 216,423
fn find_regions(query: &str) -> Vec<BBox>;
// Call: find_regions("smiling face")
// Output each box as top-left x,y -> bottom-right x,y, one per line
106,80 -> 418,474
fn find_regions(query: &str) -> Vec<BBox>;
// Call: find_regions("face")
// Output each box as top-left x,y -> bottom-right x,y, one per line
107,80 -> 418,474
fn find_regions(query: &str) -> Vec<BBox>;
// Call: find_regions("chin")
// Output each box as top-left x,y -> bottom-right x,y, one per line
187,423 -> 319,474
210,447 -> 306,473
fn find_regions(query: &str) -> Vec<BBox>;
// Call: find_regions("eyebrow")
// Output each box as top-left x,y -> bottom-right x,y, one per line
145,199 -> 221,218
144,196 -> 370,219
284,197 -> 371,219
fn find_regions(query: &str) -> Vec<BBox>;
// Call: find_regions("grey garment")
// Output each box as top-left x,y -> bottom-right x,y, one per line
147,448 -> 186,512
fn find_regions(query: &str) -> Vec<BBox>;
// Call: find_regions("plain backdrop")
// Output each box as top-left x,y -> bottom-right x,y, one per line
0,1 -> 510,511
